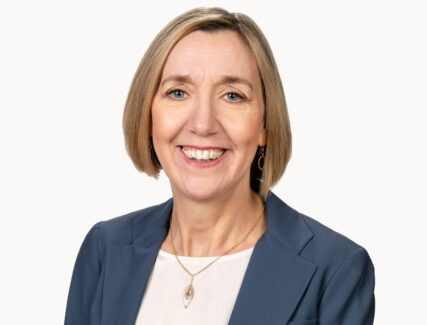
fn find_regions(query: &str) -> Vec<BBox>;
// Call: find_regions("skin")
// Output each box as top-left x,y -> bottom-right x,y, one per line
151,30 -> 268,257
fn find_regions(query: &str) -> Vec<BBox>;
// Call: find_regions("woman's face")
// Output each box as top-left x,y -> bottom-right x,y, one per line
151,30 -> 267,201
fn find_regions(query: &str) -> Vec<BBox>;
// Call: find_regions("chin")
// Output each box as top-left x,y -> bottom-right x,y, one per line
174,181 -> 229,202
185,188 -> 223,202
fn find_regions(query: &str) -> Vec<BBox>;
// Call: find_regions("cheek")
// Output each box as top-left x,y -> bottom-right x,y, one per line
222,112 -> 263,145
151,106 -> 184,141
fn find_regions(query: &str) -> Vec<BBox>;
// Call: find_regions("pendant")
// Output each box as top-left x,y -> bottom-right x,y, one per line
183,276 -> 195,308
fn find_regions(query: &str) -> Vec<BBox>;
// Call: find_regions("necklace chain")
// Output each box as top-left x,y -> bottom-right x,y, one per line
169,201 -> 266,278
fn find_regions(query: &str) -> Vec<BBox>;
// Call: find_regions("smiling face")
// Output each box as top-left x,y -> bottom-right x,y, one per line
151,30 -> 267,201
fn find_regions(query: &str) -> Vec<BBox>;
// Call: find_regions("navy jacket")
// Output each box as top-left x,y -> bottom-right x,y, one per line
65,191 -> 375,324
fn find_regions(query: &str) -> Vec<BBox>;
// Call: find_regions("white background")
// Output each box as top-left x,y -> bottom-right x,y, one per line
1,0 -> 426,324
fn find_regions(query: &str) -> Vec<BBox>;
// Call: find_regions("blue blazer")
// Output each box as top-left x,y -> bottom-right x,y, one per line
65,191 -> 375,325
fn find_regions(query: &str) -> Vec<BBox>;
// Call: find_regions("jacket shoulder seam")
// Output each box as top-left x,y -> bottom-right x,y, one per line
319,246 -> 364,300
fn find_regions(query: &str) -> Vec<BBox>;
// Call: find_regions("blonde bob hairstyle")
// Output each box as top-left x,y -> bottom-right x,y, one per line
123,7 -> 292,201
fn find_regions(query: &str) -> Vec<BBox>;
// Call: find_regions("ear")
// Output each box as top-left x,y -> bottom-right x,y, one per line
258,128 -> 268,147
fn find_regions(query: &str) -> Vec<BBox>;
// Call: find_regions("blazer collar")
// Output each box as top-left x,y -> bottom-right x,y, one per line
102,192 -> 317,325
132,191 -> 314,255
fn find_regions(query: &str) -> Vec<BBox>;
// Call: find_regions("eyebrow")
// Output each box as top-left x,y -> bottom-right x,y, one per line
160,74 -> 254,90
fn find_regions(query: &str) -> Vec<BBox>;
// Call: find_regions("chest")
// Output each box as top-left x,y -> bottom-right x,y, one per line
134,248 -> 253,325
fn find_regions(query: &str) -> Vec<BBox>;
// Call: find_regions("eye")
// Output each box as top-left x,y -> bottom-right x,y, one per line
167,89 -> 187,99
225,92 -> 243,102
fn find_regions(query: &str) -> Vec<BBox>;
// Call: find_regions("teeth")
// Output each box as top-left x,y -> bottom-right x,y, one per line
196,150 -> 203,160
181,147 -> 225,161
202,150 -> 209,160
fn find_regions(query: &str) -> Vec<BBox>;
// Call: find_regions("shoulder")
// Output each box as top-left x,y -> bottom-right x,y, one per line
266,192 -> 372,270
276,208 -> 376,322
300,212 -> 367,262
292,212 -> 375,322
266,191 -> 373,288
296,211 -> 374,289
86,198 -> 172,256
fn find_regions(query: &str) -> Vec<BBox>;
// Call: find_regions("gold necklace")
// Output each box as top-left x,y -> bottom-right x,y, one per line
168,201 -> 266,308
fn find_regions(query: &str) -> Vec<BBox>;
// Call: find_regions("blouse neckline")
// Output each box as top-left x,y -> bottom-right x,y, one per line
158,246 -> 255,262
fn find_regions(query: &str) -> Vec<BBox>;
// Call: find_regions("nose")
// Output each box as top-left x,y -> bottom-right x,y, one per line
187,94 -> 218,136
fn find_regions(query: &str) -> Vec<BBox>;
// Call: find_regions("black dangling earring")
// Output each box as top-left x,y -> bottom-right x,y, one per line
258,146 -> 265,171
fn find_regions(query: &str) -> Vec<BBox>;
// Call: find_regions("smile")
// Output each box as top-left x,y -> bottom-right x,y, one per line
179,146 -> 226,162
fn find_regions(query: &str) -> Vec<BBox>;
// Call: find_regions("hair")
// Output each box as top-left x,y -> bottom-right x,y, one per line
122,7 -> 292,201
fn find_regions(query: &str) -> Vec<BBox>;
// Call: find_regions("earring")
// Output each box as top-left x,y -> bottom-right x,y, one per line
258,146 -> 265,171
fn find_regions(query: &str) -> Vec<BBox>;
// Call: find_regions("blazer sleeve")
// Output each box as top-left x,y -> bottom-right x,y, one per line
64,222 -> 103,325
318,247 -> 375,324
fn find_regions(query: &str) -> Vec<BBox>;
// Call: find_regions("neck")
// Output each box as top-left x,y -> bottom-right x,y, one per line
162,187 -> 266,257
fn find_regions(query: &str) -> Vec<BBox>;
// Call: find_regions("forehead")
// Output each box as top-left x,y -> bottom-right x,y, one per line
161,30 -> 259,82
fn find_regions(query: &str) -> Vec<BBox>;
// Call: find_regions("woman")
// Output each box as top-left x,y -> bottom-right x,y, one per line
65,7 -> 375,325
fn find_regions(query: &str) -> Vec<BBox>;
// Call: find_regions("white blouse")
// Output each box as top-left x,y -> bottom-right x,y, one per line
135,246 -> 254,325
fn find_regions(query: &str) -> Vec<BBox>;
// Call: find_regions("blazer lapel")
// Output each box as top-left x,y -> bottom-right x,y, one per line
101,199 -> 173,325
228,192 -> 318,325
101,192 -> 316,325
